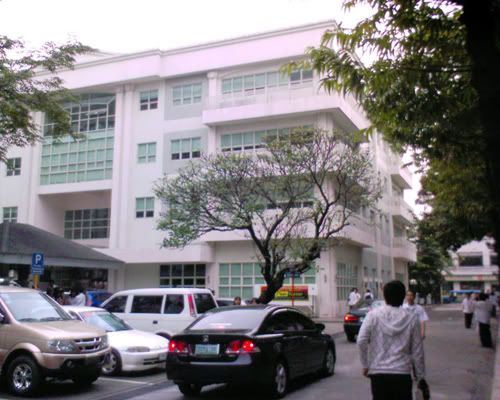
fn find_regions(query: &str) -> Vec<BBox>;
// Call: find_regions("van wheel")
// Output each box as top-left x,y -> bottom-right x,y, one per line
102,350 -> 121,376
7,355 -> 42,397
178,383 -> 202,397
72,367 -> 100,386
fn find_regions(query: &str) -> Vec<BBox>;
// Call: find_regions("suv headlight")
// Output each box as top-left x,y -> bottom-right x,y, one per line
100,335 -> 109,349
126,346 -> 150,353
47,339 -> 77,353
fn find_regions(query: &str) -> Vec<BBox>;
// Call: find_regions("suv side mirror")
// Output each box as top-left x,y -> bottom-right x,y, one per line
315,323 -> 326,332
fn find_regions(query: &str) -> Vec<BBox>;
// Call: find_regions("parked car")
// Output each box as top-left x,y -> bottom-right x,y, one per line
216,297 -> 248,307
166,305 -> 336,398
86,290 -> 113,307
64,306 -> 169,375
101,288 -> 218,339
0,287 -> 110,396
343,300 -> 385,342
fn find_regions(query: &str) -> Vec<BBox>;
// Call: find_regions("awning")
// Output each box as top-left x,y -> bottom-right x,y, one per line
0,223 -> 123,269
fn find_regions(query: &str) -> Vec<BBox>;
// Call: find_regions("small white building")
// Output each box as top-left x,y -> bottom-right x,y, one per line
0,21 -> 416,318
443,239 -> 498,294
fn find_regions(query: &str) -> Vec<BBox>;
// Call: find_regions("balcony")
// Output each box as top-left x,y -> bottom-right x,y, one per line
202,86 -> 368,130
391,198 -> 414,225
393,237 -> 417,262
342,215 -> 376,248
390,163 -> 412,190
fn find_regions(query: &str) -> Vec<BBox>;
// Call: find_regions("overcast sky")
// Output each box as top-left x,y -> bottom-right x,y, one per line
0,0 -> 421,211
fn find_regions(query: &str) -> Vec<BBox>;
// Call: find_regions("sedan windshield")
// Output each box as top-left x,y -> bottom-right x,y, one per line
79,311 -> 130,332
188,309 -> 266,331
0,292 -> 71,322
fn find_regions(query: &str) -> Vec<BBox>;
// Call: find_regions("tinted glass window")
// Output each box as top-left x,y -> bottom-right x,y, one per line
293,313 -> 316,331
131,296 -> 163,313
265,312 -> 298,332
194,293 -> 217,314
164,295 -> 184,314
103,296 -> 127,313
188,309 -> 266,331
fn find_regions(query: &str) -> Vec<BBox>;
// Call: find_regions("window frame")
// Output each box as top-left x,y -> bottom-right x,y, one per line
170,137 -> 201,160
139,90 -> 159,111
64,208 -> 110,240
160,264 -> 206,288
2,207 -> 18,223
6,158 -> 21,176
172,83 -> 202,106
135,197 -> 155,218
130,295 -> 163,314
137,142 -> 157,164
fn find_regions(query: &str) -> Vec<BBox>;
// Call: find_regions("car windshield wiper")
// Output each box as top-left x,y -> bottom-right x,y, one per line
39,317 -> 64,322
18,318 -> 38,322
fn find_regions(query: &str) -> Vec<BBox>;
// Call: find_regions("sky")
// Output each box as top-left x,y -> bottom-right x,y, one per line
0,0 -> 421,211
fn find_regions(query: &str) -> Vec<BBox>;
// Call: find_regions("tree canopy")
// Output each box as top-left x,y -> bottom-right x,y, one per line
0,36 -> 91,161
303,0 -> 500,255
155,130 -> 380,303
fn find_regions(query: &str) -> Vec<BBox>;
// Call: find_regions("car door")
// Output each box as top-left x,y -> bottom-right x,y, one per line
125,295 -> 164,333
161,294 -> 187,334
293,312 -> 326,371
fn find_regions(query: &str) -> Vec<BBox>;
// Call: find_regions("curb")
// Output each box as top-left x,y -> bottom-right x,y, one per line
491,323 -> 500,400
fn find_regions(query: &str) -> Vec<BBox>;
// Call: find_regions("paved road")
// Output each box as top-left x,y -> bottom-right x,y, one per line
0,305 -> 495,399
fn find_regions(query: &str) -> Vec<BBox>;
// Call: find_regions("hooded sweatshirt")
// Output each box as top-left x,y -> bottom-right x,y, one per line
357,305 -> 425,379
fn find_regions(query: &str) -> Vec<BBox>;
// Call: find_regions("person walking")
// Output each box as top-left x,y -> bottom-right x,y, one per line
69,285 -> 86,306
364,289 -> 374,305
474,292 -> 494,348
462,293 -> 475,329
348,288 -> 361,310
357,280 -> 427,400
403,290 -> 429,339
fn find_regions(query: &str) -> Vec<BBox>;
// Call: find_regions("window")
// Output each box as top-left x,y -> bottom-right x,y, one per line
173,83 -> 202,106
491,255 -> 498,266
459,255 -> 483,267
171,138 -> 201,160
131,296 -> 163,313
64,208 -> 110,239
103,296 -> 127,313
194,293 -> 217,314
336,263 -> 358,301
140,90 -> 158,111
164,295 -> 185,314
137,142 -> 156,163
2,207 -> 17,223
6,158 -> 21,176
188,309 -> 266,331
221,69 -> 312,95
160,264 -> 206,287
221,126 -> 311,152
136,197 -> 155,218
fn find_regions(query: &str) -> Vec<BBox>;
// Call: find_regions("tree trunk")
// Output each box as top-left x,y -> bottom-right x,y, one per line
462,0 -> 500,262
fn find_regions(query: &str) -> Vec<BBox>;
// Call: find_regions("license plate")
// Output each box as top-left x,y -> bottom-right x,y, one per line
195,344 -> 219,356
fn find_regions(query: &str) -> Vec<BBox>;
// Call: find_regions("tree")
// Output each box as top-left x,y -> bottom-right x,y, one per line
301,0 -> 500,256
155,130 -> 380,303
0,36 -> 91,161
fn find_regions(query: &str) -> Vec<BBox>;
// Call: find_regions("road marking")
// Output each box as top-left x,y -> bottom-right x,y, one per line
99,377 -> 155,385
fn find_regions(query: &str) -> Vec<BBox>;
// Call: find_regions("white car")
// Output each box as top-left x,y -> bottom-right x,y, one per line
64,306 -> 169,375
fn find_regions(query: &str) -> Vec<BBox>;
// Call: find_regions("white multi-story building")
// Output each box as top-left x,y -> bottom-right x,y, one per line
443,239 -> 498,294
0,21 -> 416,318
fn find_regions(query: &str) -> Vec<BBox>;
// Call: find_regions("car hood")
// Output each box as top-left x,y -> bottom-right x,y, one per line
107,329 -> 169,351
22,320 -> 105,340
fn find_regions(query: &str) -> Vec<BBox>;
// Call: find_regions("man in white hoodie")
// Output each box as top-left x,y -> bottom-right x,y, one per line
357,280 -> 426,400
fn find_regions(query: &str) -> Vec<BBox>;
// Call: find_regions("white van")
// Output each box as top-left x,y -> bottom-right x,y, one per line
101,288 -> 217,339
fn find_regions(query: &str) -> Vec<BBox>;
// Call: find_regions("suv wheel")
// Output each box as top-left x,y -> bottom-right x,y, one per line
7,355 -> 42,397
72,367 -> 100,386
102,350 -> 121,376
178,383 -> 202,397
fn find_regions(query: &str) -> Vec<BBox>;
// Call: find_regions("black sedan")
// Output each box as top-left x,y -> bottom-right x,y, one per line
166,305 -> 336,398
343,300 -> 385,342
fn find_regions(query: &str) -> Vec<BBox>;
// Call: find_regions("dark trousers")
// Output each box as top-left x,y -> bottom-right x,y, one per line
370,374 -> 412,400
464,313 -> 473,328
479,323 -> 493,348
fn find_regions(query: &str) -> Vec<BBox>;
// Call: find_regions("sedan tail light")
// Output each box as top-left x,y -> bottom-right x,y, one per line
169,340 -> 188,354
344,314 -> 360,323
226,340 -> 260,354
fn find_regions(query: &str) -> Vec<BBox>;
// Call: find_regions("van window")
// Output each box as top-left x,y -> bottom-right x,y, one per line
103,296 -> 127,313
131,296 -> 163,313
194,293 -> 217,314
164,295 -> 184,314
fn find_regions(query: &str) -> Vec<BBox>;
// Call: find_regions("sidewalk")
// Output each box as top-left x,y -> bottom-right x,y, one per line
491,322 -> 500,400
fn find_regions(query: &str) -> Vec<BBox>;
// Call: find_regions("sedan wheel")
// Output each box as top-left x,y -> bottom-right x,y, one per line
178,383 -> 202,397
269,361 -> 288,398
102,350 -> 121,376
321,347 -> 335,377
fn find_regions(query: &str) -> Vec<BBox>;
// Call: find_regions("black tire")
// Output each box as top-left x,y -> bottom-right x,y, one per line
72,367 -> 100,386
6,355 -> 43,397
346,333 -> 356,343
101,349 -> 121,376
268,360 -> 288,399
178,383 -> 202,397
320,346 -> 336,377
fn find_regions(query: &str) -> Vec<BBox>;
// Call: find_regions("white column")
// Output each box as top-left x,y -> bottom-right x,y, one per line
27,112 -> 43,225
207,71 -> 218,99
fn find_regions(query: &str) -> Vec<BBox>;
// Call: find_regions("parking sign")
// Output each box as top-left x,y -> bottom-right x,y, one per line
31,253 -> 44,276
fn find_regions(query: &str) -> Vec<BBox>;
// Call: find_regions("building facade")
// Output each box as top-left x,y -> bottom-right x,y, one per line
0,21 -> 416,318
443,239 -> 498,294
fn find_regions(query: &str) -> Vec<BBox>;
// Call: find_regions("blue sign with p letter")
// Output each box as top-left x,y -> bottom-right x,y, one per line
31,253 -> 44,276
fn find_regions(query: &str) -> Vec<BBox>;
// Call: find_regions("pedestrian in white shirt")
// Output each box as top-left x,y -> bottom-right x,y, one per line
403,290 -> 429,339
474,292 -> 493,348
462,293 -> 475,329
69,286 -> 86,306
348,288 -> 361,310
